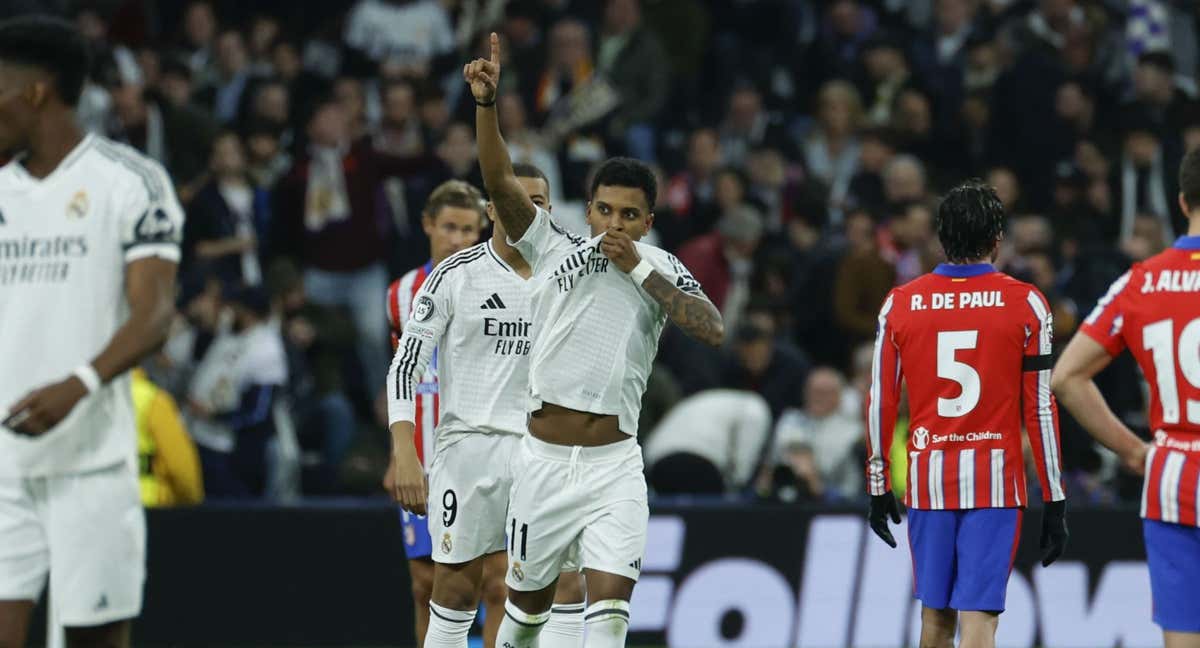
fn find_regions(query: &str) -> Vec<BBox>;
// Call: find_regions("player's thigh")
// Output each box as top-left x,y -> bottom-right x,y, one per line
0,476 -> 49,612
906,509 -> 959,610
64,619 -> 130,648
1164,631 -> 1200,648
1144,519 -> 1200,633
0,600 -> 35,648
951,508 -> 1021,613
427,435 -> 515,565
506,439 -> 584,593
45,461 -> 145,628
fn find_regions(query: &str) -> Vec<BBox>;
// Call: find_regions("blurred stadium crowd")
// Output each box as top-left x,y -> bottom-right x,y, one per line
23,0 -> 1195,507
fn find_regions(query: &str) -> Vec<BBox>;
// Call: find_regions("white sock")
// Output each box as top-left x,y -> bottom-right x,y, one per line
496,599 -> 551,648
425,601 -> 476,648
540,603 -> 585,648
583,600 -> 629,648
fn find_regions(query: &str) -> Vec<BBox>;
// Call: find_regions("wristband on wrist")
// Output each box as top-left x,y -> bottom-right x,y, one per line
72,364 -> 102,394
629,259 -> 654,285
475,97 -> 496,107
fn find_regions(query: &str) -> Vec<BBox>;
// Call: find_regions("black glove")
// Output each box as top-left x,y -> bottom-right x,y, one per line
868,492 -> 902,548
1039,499 -> 1068,567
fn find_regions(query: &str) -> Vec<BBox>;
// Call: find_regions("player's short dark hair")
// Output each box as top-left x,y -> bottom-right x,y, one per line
512,162 -> 549,190
1179,148 -> 1200,212
423,179 -> 487,224
589,157 -> 657,210
935,180 -> 1005,264
0,16 -> 90,106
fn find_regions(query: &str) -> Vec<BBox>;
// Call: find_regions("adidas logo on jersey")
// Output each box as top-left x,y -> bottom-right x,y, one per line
480,293 -> 507,309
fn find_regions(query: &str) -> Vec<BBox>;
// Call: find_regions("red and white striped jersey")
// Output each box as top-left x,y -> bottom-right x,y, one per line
866,263 -> 1066,510
386,260 -> 438,465
1078,236 -> 1200,527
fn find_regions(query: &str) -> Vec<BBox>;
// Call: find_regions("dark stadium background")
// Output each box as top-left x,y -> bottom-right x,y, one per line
6,0 -> 1193,646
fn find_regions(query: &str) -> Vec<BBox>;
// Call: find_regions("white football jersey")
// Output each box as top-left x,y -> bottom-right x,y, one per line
0,134 -> 184,477
387,240 -> 535,444
513,207 -> 703,435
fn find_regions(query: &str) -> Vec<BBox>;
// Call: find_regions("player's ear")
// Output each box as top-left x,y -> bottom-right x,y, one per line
1179,192 -> 1190,217
25,79 -> 47,108
645,211 -> 655,231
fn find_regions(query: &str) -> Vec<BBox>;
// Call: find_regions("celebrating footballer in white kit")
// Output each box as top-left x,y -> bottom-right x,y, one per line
0,17 -> 181,648
386,165 -> 586,648
464,34 -> 724,648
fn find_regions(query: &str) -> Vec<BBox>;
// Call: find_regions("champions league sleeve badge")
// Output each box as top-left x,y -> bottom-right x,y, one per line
414,295 -> 434,322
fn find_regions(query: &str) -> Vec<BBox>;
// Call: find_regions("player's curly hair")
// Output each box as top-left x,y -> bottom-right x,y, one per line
590,157 -> 657,211
935,180 -> 1005,264
0,16 -> 90,106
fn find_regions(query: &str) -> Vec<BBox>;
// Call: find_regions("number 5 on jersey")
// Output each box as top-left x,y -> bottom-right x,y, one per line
938,330 -> 982,417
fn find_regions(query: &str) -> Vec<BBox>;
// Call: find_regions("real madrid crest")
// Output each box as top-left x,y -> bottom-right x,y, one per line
441,532 -> 453,554
66,190 -> 88,220
511,561 -> 524,582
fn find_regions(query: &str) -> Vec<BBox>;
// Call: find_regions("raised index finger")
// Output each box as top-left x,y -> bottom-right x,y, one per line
489,32 -> 500,65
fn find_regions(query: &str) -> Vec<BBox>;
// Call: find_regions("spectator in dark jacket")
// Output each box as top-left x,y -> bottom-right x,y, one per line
596,0 -> 670,161
105,68 -> 217,200
720,307 -> 811,420
833,209 -> 895,347
183,132 -> 270,289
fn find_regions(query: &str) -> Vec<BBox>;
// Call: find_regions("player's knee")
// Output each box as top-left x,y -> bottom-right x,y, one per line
433,580 -> 481,611
64,621 -> 130,648
553,572 -> 585,604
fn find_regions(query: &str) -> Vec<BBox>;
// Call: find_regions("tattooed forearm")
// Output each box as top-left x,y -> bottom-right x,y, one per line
640,271 -> 725,346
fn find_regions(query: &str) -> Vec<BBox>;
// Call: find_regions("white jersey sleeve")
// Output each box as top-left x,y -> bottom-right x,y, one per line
387,270 -> 453,426
637,245 -> 704,297
509,206 -> 587,273
116,154 -> 184,263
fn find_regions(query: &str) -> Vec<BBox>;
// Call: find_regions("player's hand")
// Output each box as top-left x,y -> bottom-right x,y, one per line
868,492 -> 902,548
388,442 -> 428,515
600,229 -> 641,274
3,376 -> 89,436
1039,499 -> 1068,567
1119,441 -> 1150,476
463,32 -> 501,104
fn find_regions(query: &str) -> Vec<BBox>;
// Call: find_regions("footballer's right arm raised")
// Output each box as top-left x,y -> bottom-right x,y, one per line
466,33 -> 535,242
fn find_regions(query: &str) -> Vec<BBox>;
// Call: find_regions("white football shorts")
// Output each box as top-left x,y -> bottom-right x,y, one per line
505,435 -> 647,591
0,459 -> 145,626
427,432 -> 521,564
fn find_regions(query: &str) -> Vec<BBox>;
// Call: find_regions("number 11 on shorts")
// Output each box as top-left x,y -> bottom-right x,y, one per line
510,518 -> 528,560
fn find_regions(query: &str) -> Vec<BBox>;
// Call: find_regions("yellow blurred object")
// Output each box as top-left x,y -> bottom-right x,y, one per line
132,368 -> 204,506
890,418 -> 909,499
